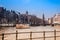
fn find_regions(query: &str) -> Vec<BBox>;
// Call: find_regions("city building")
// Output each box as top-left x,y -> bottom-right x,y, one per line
53,13 -> 60,24
52,13 -> 60,28
48,17 -> 53,25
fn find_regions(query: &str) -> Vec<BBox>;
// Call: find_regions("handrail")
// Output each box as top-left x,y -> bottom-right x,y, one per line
0,30 -> 60,40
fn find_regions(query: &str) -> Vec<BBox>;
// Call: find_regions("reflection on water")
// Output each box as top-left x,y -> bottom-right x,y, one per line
0,27 -> 16,33
0,27 -> 16,40
16,26 -> 60,40
0,26 -> 60,40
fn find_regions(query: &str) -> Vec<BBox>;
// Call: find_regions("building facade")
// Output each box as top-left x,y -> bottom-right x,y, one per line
53,13 -> 60,24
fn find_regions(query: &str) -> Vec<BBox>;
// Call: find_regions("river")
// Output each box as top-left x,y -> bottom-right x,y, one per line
0,26 -> 60,40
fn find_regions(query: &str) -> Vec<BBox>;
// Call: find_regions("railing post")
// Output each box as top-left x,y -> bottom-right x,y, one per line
30,31 -> 32,40
16,30 -> 18,40
43,31 -> 45,40
54,30 -> 56,40
2,33 -> 4,40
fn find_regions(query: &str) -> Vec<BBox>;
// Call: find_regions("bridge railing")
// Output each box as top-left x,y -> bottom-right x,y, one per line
0,30 -> 60,40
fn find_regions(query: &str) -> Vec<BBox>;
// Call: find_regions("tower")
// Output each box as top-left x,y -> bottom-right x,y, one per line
26,11 -> 29,24
42,13 -> 45,26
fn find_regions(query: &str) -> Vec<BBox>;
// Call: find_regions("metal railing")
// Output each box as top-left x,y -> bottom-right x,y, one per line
0,30 -> 60,40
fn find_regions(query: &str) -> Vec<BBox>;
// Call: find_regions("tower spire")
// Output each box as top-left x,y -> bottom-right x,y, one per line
42,13 -> 45,26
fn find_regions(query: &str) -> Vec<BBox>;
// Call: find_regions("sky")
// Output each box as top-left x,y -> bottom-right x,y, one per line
0,0 -> 60,19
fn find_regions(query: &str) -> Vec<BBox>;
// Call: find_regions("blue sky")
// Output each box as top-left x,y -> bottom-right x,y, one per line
0,0 -> 60,19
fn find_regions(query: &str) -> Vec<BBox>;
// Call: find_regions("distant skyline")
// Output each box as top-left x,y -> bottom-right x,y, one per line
0,0 -> 60,19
